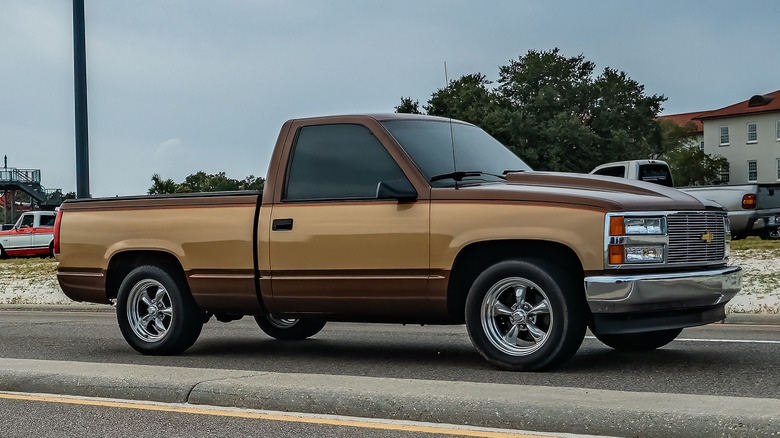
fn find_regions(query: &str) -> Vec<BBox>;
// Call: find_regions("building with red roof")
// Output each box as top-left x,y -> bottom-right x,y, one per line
693,90 -> 780,184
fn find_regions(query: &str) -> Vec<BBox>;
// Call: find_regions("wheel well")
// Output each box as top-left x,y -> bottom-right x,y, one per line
106,251 -> 186,300
446,240 -> 584,322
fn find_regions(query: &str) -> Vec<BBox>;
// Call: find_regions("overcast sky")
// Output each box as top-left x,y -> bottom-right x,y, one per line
2,0 -> 779,197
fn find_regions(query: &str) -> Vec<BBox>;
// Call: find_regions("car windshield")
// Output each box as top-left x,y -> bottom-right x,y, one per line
381,119 -> 532,187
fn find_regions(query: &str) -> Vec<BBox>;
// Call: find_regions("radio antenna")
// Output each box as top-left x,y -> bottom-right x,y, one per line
444,62 -> 458,189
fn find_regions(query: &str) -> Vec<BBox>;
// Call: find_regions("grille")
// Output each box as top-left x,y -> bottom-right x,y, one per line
667,212 -> 726,264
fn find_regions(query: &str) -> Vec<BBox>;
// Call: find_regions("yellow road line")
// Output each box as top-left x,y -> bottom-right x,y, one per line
0,392 -> 554,438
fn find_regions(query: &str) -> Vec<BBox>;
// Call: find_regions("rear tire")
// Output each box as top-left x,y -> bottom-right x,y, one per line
594,328 -> 683,351
253,312 -> 326,340
116,265 -> 204,355
465,259 -> 585,371
760,228 -> 780,240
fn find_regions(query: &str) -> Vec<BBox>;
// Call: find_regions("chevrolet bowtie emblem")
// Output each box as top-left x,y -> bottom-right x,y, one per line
701,232 -> 714,243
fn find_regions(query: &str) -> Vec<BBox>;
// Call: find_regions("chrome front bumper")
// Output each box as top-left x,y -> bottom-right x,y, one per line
584,266 -> 742,314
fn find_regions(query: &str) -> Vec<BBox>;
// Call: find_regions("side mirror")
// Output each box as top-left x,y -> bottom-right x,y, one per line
376,179 -> 417,202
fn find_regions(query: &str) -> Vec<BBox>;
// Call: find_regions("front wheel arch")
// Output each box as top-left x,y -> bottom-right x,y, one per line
447,240 -> 585,323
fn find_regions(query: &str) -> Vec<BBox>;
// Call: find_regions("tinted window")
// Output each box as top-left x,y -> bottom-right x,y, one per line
19,215 -> 34,228
638,164 -> 674,187
593,166 -> 626,178
382,120 -> 531,187
39,215 -> 55,227
285,124 -> 408,201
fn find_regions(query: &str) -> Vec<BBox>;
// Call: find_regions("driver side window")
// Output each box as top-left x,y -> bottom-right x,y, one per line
19,215 -> 34,228
285,124 -> 409,201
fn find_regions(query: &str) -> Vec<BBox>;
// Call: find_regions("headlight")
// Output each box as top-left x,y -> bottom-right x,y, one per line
625,245 -> 664,263
624,217 -> 664,235
607,215 -> 667,265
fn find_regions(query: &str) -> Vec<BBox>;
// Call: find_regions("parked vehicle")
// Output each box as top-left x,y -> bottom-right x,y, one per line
0,211 -> 57,258
591,160 -> 780,239
56,114 -> 741,371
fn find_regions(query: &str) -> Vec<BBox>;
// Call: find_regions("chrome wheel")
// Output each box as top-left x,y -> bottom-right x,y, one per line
480,277 -> 553,356
126,279 -> 173,343
267,315 -> 299,329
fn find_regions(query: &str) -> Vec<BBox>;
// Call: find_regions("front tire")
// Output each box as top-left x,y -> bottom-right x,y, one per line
253,312 -> 326,340
594,328 -> 682,351
116,265 -> 204,355
465,259 -> 585,371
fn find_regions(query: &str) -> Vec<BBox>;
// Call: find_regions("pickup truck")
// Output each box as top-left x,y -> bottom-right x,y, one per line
0,210 -> 57,258
591,160 -> 780,239
56,114 -> 742,371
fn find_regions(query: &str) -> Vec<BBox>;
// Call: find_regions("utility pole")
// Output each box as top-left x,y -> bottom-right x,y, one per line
73,0 -> 91,198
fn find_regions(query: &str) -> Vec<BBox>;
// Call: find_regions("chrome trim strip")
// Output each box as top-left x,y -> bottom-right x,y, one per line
189,274 -> 255,279
57,272 -> 104,278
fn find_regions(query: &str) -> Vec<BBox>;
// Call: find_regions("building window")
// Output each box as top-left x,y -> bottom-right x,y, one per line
699,141 -> 704,150
719,166 -> 730,184
777,159 -> 780,180
720,126 -> 729,145
748,160 -> 758,182
776,120 -> 780,141
747,123 -> 757,143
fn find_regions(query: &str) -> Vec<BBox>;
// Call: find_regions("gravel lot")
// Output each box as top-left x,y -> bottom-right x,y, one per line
2,244 -> 778,313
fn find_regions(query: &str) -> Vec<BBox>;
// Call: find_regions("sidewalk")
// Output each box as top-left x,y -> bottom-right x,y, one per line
0,357 -> 778,438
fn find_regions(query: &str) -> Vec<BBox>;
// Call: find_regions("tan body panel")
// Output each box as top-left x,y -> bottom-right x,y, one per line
430,201 -> 605,272
263,200 -> 431,318
57,194 -> 260,312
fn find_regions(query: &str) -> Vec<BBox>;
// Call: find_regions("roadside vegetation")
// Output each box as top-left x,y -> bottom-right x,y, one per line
396,48 -> 727,186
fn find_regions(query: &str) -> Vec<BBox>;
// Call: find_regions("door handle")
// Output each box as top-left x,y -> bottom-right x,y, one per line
272,218 -> 294,231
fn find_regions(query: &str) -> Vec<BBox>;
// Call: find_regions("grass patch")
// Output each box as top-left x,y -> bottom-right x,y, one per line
730,236 -> 780,251
0,258 -> 58,277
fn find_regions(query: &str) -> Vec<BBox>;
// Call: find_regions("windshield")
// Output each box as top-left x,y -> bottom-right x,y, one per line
381,119 -> 532,187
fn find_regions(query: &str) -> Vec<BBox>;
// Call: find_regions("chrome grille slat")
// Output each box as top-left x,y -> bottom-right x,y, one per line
666,212 -> 726,264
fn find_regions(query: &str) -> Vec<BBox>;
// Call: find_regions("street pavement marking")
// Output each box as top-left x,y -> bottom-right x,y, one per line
0,392 -> 595,438
585,335 -> 780,344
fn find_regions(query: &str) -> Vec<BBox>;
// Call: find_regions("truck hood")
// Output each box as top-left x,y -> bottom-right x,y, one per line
432,171 -> 721,212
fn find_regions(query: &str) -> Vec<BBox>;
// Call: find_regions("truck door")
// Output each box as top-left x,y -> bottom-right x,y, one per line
32,213 -> 55,251
7,214 -> 34,251
268,123 -> 430,318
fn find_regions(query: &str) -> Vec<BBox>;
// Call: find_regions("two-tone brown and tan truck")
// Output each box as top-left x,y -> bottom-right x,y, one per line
55,114 -> 742,371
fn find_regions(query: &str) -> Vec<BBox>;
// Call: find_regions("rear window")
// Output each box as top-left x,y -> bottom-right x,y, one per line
592,166 -> 626,178
638,164 -> 674,187
39,215 -> 56,227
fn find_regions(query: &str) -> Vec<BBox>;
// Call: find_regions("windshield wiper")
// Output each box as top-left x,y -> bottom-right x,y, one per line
430,171 -> 505,182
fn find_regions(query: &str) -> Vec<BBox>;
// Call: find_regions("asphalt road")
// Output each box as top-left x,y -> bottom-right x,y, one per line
1,309 -> 779,399
0,394 -> 551,438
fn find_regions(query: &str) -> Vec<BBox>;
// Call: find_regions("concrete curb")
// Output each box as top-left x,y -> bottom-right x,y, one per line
0,358 -> 777,437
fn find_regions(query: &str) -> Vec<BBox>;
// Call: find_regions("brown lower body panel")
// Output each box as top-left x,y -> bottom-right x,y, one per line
57,269 -> 110,304
187,270 -> 261,314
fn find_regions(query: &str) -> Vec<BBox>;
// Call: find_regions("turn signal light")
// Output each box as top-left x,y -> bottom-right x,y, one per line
609,216 -> 624,236
742,194 -> 756,209
608,245 -> 624,264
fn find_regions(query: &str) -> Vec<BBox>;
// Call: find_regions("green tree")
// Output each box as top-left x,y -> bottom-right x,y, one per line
657,119 -> 728,186
399,48 -> 667,173
148,172 -> 264,194
148,174 -> 179,195
395,97 -> 422,114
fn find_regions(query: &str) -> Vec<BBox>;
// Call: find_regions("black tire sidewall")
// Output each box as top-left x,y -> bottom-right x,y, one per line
253,314 -> 326,341
116,265 -> 203,355
595,328 -> 683,351
465,259 -> 585,371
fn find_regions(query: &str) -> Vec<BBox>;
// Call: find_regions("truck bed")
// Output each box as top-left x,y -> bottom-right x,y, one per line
57,191 -> 262,313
